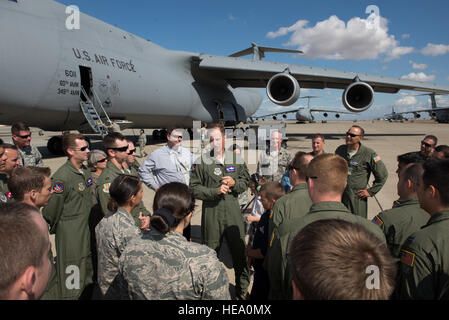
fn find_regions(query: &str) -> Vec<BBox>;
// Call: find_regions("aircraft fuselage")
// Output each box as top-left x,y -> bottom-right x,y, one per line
0,1 -> 261,131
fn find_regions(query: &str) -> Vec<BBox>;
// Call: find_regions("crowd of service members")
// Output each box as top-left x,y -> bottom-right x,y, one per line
0,121 -> 449,300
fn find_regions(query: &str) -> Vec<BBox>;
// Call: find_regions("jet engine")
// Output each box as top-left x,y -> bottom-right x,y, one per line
323,113 -> 328,118
414,113 -> 421,119
267,73 -> 300,106
342,81 -> 374,112
335,114 -> 340,119
272,116 -> 277,120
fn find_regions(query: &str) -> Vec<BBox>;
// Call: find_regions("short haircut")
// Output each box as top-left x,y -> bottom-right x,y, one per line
0,203 -> 47,299
1,143 -> 17,151
290,151 -> 310,180
8,167 -> 52,201
424,134 -> 438,146
259,181 -> 285,201
402,163 -> 424,187
351,125 -> 365,137
11,122 -> 30,135
435,145 -> 449,159
206,123 -> 225,137
397,152 -> 425,165
102,132 -> 126,150
422,159 -> 449,206
289,219 -> 396,300
307,154 -> 348,195
62,133 -> 86,155
311,134 -> 325,141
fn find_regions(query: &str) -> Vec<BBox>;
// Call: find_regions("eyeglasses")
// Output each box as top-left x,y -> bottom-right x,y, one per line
421,141 -> 434,148
306,176 -> 318,182
171,134 -> 183,140
17,134 -> 31,139
346,132 -> 361,138
127,148 -> 136,155
74,146 -> 89,152
96,157 -> 107,163
109,145 -> 129,152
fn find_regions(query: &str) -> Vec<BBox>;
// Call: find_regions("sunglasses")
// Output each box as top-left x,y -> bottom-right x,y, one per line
74,146 -> 89,152
421,141 -> 433,148
96,157 -> 107,163
346,132 -> 361,138
127,148 -> 136,155
109,145 -> 129,152
17,134 -> 31,139
171,134 -> 183,140
288,165 -> 300,171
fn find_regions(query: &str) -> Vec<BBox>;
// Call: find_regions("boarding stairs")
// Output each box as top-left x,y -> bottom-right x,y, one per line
79,87 -> 112,137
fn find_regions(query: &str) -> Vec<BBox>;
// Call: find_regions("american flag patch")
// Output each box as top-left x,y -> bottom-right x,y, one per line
373,155 -> 381,163
400,250 -> 416,267
372,215 -> 383,227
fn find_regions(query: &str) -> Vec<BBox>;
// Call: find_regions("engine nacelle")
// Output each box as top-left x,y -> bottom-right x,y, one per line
335,114 -> 340,119
267,73 -> 300,106
342,81 -> 374,112
272,116 -> 277,120
414,113 -> 421,119
323,113 -> 328,118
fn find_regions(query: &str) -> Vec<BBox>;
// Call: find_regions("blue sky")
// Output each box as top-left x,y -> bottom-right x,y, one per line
58,0 -> 449,120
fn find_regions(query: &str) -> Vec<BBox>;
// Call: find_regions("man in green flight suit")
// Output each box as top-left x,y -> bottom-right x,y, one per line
372,163 -> 429,260
396,159 -> 449,299
263,152 -> 313,299
335,125 -> 388,218
265,154 -> 387,299
42,134 -> 95,300
0,145 -> 12,203
96,133 -> 150,227
189,123 -> 250,300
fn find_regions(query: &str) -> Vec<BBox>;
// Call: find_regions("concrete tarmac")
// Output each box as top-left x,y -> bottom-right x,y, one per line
2,119 -> 447,298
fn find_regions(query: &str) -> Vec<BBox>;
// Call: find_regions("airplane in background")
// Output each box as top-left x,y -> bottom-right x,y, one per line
251,96 -> 354,123
391,93 -> 449,123
1,0 -> 449,154
384,106 -> 407,122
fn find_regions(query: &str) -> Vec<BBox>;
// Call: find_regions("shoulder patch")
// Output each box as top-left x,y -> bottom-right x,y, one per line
372,215 -> 383,227
5,192 -> 13,199
0,193 -> 7,203
53,183 -> 64,194
87,178 -> 93,187
400,250 -> 416,267
373,155 -> 381,163
392,200 -> 401,208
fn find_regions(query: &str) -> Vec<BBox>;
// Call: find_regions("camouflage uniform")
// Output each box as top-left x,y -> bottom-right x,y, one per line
0,174 -> 14,203
118,229 -> 231,300
96,161 -> 150,227
257,147 -> 291,183
372,198 -> 429,260
95,207 -> 141,299
17,145 -> 43,167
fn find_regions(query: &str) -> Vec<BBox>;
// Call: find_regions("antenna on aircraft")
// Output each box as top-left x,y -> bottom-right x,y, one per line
229,43 -> 303,61
299,95 -> 320,109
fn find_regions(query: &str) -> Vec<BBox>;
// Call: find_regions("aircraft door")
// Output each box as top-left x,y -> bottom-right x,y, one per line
214,100 -> 245,125
79,66 -> 93,101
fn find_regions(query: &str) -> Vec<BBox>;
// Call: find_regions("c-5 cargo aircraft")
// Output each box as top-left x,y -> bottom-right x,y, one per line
251,96 -> 354,123
389,93 -> 449,123
1,0 -> 449,153
384,106 -> 407,122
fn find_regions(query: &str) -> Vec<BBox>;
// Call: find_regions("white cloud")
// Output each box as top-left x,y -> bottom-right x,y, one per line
395,96 -> 417,106
266,14 -> 413,61
228,14 -> 236,21
401,72 -> 436,82
401,34 -> 410,39
409,60 -> 427,70
421,43 -> 449,56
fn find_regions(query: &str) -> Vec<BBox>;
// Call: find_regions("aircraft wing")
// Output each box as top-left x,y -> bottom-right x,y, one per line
394,106 -> 449,115
197,55 -> 449,94
310,109 -> 353,115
